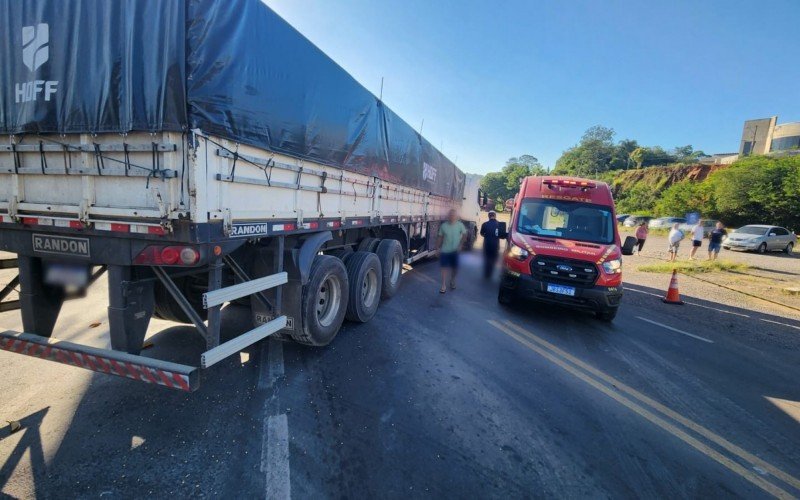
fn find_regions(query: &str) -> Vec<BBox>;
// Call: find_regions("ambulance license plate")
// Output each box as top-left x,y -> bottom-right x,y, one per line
547,284 -> 576,296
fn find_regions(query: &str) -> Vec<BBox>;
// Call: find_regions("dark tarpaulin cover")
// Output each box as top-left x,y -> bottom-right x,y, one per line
0,0 -> 465,199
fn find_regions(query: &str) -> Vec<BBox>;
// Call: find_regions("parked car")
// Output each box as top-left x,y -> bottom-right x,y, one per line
678,219 -> 719,238
649,217 -> 687,229
616,214 -> 630,224
623,215 -> 653,228
723,225 -> 796,254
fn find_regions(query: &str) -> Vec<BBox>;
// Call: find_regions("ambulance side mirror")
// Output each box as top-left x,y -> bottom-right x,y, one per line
621,236 -> 637,256
498,222 -> 508,239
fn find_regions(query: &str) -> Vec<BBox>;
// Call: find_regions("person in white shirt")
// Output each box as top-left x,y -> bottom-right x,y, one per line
667,223 -> 684,262
689,222 -> 704,260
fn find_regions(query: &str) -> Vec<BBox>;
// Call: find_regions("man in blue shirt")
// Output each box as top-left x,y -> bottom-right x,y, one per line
480,211 -> 502,279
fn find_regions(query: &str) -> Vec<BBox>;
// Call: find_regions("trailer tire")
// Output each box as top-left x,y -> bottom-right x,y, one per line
358,237 -> 380,252
344,251 -> 382,322
292,255 -> 348,346
153,275 -> 207,324
375,239 -> 403,299
328,246 -> 354,263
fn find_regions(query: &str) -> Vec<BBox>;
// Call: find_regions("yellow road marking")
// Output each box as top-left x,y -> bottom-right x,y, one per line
488,320 -> 795,499
503,319 -> 800,493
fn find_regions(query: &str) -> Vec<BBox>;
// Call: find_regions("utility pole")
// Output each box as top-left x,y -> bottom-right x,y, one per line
379,77 -> 384,102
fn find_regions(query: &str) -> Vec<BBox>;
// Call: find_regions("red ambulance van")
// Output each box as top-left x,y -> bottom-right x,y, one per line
499,176 -> 634,321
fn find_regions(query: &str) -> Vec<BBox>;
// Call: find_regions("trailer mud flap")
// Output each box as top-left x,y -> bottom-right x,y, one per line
0,330 -> 199,391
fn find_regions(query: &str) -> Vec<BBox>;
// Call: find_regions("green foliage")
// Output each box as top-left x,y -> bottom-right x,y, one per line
703,155 -> 800,229
638,260 -> 750,274
480,155 -> 546,202
615,183 -> 659,214
553,125 -> 706,175
653,181 -> 712,217
624,156 -> 800,230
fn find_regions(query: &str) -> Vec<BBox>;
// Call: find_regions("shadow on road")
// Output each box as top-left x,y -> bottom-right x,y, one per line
2,304 -> 268,497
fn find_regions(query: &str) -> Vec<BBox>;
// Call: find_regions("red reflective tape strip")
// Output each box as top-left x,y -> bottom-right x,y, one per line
141,366 -> 159,385
156,369 -> 174,388
41,345 -> 53,360
14,340 -> 29,353
68,351 -> 84,368
92,355 -> 110,373
55,349 -> 69,363
125,362 -> 142,381
82,354 -> 97,371
172,372 -> 191,391
109,359 -> 127,377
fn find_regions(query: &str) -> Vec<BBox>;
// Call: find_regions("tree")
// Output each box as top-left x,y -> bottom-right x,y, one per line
553,125 -> 617,177
479,155 -> 546,202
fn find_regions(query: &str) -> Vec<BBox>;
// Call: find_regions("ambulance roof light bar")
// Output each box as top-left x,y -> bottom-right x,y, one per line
542,178 -> 597,189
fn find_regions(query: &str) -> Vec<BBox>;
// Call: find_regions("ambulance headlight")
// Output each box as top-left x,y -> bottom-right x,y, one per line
602,258 -> 622,274
508,243 -> 529,261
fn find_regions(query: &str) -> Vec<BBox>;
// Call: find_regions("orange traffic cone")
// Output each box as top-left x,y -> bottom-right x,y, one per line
662,269 -> 684,305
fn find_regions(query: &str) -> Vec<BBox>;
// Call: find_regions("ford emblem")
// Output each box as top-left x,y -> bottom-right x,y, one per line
556,264 -> 573,272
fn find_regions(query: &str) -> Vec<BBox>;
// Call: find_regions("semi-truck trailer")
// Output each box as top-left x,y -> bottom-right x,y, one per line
0,0 -> 478,391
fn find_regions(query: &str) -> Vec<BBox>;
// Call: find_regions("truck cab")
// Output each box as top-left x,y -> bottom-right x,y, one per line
499,176 -> 631,321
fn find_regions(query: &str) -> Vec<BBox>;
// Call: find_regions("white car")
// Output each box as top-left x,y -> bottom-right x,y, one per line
723,225 -> 796,254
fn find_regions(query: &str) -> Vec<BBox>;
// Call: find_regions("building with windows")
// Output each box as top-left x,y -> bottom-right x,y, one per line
739,116 -> 800,156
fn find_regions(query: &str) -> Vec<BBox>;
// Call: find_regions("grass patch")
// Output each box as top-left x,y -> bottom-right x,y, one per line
637,260 -> 750,274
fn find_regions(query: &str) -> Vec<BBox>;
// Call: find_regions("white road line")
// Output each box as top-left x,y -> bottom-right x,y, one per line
260,338 -> 290,499
262,413 -> 291,500
636,316 -> 714,344
269,338 -> 285,381
625,287 -> 751,318
258,338 -> 284,390
759,318 -> 800,331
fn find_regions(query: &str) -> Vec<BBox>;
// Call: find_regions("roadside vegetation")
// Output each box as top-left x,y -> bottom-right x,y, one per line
638,260 -> 750,274
479,125 -> 800,232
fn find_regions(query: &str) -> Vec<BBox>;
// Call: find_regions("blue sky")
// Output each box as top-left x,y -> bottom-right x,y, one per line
265,0 -> 800,174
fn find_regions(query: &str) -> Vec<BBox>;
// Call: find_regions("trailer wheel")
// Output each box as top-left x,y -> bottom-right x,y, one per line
153,275 -> 207,323
344,251 -> 382,322
375,239 -> 403,299
292,255 -> 348,346
357,237 -> 380,252
328,246 -> 354,263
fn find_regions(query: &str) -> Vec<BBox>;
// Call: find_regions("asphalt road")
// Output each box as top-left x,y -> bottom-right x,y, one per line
2,252 -> 800,498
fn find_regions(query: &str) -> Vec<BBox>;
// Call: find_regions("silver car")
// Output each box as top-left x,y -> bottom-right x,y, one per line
723,225 -> 796,254
649,217 -> 686,229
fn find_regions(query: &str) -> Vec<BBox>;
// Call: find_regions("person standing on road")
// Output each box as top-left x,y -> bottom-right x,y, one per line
708,222 -> 727,261
689,221 -> 704,260
635,222 -> 648,255
437,209 -> 467,293
667,223 -> 684,262
480,211 -> 502,279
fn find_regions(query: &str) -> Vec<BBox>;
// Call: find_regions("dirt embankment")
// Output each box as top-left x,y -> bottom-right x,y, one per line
607,163 -> 726,198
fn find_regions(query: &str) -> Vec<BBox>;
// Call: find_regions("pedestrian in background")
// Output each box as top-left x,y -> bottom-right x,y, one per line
708,222 -> 727,261
689,221 -> 704,260
635,222 -> 648,255
667,223 -> 684,262
437,209 -> 467,293
480,211 -> 502,279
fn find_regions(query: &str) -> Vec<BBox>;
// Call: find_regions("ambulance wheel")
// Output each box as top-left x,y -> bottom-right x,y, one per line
345,251 -> 382,322
375,239 -> 403,299
596,308 -> 617,322
498,287 -> 514,305
292,255 -> 348,346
